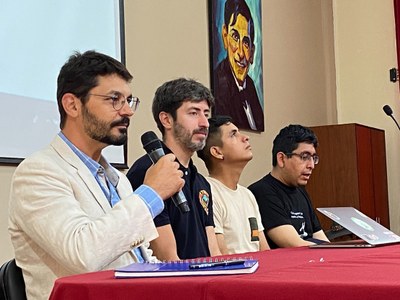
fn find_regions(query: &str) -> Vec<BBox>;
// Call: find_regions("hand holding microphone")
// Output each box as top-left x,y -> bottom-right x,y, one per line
141,131 -> 190,213
144,154 -> 184,198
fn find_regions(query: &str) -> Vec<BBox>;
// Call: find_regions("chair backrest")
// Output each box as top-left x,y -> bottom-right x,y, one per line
0,259 -> 27,300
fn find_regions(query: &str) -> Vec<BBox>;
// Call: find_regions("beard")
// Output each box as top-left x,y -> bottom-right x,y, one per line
173,122 -> 208,152
82,105 -> 129,146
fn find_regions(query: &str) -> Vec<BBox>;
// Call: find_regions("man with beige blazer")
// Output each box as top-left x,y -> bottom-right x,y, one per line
8,51 -> 184,300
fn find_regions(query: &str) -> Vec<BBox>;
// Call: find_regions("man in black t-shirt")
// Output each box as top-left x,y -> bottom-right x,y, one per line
127,78 -> 221,260
248,125 -> 329,249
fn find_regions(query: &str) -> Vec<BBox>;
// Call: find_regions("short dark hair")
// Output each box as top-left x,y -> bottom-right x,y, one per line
224,0 -> 255,45
152,78 -> 215,135
57,50 -> 133,129
197,115 -> 232,170
272,124 -> 318,166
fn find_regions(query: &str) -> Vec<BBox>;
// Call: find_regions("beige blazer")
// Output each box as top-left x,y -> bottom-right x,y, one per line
9,135 -> 158,300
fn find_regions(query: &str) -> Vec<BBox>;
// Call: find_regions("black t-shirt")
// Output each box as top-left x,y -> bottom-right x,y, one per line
248,173 -> 323,249
126,145 -> 214,259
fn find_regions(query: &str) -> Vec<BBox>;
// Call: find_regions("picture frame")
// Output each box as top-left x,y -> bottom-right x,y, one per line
208,0 -> 264,132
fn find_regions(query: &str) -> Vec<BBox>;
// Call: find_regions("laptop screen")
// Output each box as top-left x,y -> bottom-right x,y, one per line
317,207 -> 400,245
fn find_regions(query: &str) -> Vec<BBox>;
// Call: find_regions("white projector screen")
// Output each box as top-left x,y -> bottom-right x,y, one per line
0,0 -> 127,167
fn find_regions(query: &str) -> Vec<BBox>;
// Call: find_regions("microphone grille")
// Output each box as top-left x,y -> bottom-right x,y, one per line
383,105 -> 393,116
141,131 -> 162,153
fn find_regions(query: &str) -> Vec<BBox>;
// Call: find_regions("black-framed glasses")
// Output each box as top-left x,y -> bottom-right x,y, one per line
88,93 -> 140,111
285,152 -> 319,165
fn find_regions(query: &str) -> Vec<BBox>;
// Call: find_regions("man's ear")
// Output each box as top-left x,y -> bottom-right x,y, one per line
276,152 -> 286,168
61,93 -> 80,118
222,24 -> 228,50
210,146 -> 224,160
159,111 -> 173,130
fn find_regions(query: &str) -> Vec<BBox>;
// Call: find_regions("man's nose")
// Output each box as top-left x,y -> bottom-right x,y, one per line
199,113 -> 209,127
119,102 -> 134,117
307,159 -> 315,169
237,41 -> 244,57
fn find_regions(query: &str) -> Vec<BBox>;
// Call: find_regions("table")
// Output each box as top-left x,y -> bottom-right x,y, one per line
49,244 -> 400,300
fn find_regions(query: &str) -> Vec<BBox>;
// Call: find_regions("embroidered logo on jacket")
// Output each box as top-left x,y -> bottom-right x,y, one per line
199,190 -> 210,215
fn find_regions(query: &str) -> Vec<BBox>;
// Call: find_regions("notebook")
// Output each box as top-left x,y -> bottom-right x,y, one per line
114,259 -> 259,278
309,207 -> 400,248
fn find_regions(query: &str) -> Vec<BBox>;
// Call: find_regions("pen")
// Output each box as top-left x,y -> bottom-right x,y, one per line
189,259 -> 246,269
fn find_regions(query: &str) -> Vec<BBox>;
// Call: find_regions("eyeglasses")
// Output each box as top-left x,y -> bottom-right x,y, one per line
88,93 -> 140,111
285,152 -> 319,165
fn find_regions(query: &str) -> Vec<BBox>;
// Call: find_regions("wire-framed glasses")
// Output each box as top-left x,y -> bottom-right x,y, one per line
88,93 -> 140,111
285,152 -> 319,165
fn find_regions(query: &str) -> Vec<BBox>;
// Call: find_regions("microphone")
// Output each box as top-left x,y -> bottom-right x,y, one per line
141,131 -> 190,213
383,105 -> 400,131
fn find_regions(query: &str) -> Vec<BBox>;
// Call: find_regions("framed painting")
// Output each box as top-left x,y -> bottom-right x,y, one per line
208,0 -> 264,132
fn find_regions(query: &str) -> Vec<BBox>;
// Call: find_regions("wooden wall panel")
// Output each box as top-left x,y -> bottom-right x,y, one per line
306,124 -> 390,231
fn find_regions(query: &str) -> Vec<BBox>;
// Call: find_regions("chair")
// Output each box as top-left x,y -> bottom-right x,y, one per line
0,259 -> 27,300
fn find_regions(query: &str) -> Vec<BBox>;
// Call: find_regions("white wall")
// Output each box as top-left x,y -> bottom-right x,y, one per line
333,0 -> 400,232
124,0 -> 337,185
0,166 -> 14,261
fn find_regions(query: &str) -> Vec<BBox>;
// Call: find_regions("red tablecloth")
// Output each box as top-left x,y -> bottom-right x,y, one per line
50,244 -> 400,300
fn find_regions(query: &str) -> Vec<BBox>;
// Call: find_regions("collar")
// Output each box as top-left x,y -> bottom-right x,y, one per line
58,132 -> 119,187
161,142 -> 195,173
230,67 -> 247,92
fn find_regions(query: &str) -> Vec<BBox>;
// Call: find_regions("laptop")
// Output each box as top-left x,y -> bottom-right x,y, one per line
309,207 -> 400,248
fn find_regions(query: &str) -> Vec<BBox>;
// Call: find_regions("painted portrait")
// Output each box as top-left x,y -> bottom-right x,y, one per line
209,0 -> 264,132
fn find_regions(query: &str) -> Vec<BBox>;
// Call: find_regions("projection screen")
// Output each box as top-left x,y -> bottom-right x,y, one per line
0,0 -> 127,167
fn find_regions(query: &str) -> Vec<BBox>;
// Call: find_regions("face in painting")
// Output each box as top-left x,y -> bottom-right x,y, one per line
223,13 -> 254,84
